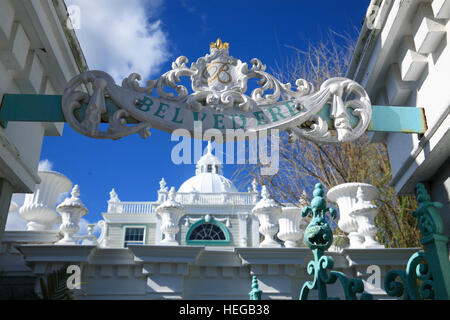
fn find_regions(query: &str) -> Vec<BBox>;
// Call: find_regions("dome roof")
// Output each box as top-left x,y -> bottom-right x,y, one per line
178,141 -> 238,193
178,173 -> 238,193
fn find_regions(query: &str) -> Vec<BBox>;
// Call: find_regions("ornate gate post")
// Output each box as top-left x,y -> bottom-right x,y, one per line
385,183 -> 450,300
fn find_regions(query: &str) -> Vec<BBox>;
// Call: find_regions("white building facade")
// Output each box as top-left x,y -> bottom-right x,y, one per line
0,144 -> 419,299
347,0 -> 450,248
0,0 -> 87,241
102,144 -> 263,249
2,0 -> 448,300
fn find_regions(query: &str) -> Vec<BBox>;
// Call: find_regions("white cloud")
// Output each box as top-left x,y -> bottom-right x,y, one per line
76,218 -> 102,237
38,159 -> 54,172
66,0 -> 170,82
5,194 -> 27,230
5,212 -> 28,231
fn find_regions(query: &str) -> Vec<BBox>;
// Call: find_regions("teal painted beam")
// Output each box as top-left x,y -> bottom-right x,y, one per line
0,94 -> 427,134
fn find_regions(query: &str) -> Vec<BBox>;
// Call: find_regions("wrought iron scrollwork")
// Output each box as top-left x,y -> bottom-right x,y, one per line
384,183 -> 450,300
299,183 -> 373,300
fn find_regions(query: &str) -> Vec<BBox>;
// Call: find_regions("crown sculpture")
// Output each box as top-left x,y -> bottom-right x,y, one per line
62,38 -> 372,144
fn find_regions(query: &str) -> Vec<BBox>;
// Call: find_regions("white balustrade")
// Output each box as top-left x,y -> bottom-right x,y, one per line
19,170 -> 72,231
106,192 -> 255,215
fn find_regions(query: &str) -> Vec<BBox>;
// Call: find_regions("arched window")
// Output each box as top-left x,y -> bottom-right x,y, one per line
186,219 -> 230,245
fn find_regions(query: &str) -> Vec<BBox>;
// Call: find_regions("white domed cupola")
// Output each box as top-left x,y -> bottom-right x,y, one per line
195,142 -> 223,175
178,142 -> 238,193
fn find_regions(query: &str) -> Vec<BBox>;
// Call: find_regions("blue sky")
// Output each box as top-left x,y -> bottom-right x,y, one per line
7,0 -> 370,231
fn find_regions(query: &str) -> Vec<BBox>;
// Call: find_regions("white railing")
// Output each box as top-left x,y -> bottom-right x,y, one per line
116,202 -> 155,214
107,192 -> 258,214
175,192 -> 256,205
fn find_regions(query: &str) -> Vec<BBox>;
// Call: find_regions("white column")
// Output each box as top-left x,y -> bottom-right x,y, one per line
19,170 -> 72,231
278,206 -> 304,248
252,186 -> 281,248
56,185 -> 88,245
156,187 -> 186,245
238,212 -> 249,247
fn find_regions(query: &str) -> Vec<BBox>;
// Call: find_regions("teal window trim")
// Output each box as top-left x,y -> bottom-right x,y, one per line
185,218 -> 231,246
122,224 -> 147,248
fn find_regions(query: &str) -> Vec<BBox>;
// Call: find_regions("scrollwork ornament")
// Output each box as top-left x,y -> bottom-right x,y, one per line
62,71 -> 152,140
62,39 -> 372,143
299,184 -> 373,300
384,183 -> 450,300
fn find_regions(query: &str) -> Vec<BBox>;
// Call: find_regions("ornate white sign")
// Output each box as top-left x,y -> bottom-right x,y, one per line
62,39 -> 371,144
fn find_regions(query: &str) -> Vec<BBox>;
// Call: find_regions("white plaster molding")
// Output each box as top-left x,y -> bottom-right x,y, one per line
398,37 -> 428,81
1,230 -> 60,244
96,220 -> 108,248
385,63 -> 412,105
17,245 -> 95,266
413,3 -> 446,54
432,0 -> 450,19
19,170 -> 72,231
236,247 -> 310,266
62,44 -> 372,144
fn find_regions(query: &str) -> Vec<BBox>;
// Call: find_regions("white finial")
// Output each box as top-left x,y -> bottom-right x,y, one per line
109,188 -> 119,201
207,141 -> 213,155
168,187 -> 176,201
252,179 -> 258,192
71,185 -> 80,198
159,178 -> 168,191
261,185 -> 270,199
356,186 -> 366,203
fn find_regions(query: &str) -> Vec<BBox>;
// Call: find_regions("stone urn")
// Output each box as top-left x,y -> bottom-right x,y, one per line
327,183 -> 378,248
20,170 -> 72,231
56,185 -> 88,245
156,187 -> 186,245
252,186 -> 281,248
349,186 -> 384,248
277,206 -> 304,248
